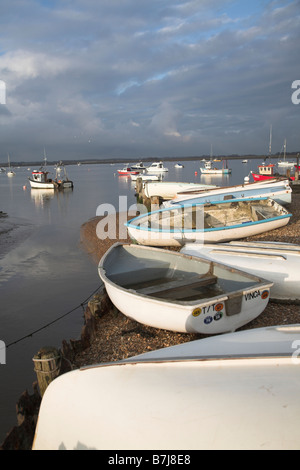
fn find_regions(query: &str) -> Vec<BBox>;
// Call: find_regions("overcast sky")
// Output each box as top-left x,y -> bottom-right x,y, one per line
0,0 -> 299,162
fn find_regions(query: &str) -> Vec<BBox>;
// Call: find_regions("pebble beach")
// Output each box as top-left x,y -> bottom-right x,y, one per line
74,190 -> 300,368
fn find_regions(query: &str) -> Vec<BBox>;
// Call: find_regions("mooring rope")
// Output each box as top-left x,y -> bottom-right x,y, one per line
4,283 -> 103,349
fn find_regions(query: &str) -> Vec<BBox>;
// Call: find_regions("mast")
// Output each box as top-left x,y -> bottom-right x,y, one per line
268,125 -> 272,157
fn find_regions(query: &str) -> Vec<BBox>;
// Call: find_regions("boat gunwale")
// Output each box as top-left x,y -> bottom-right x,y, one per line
79,353 -> 294,371
176,178 -> 291,196
125,198 -> 291,234
98,243 -> 273,307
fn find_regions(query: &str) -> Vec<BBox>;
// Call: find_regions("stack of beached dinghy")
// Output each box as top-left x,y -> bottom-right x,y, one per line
33,178 -> 300,451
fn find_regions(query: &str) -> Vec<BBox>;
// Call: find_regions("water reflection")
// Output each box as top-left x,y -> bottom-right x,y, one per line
30,188 -> 55,208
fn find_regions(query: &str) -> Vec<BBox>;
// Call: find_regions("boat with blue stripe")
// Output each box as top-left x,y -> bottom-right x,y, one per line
163,178 -> 292,207
125,197 -> 292,247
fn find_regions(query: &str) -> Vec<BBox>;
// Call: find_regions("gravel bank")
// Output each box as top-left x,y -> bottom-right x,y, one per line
74,193 -> 300,367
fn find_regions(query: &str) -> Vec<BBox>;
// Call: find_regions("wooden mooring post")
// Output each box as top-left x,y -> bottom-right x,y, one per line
32,347 -> 61,397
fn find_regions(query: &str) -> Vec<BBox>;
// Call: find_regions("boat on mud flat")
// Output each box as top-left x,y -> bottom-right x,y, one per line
32,324 -> 300,450
125,197 -> 292,247
181,241 -> 300,302
98,243 -> 272,334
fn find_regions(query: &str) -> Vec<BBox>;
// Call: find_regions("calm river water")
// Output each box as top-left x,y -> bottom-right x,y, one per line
0,157 -> 285,442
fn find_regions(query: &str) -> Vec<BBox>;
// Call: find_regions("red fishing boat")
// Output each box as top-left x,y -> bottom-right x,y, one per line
251,163 -> 294,181
117,166 -> 140,176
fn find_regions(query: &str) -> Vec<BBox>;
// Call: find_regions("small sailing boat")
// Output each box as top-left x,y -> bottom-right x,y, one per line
7,154 -> 15,177
278,139 -> 294,168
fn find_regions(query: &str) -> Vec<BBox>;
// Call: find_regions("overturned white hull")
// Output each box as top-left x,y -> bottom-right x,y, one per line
164,179 -> 292,207
181,241 -> 300,302
98,243 -> 272,335
33,324 -> 300,450
144,181 -> 218,200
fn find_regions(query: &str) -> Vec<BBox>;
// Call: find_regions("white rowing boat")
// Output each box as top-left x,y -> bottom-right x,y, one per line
181,241 -> 300,302
32,324 -> 300,450
143,181 -> 218,200
125,198 -> 291,247
98,243 -> 272,334
163,179 -> 292,207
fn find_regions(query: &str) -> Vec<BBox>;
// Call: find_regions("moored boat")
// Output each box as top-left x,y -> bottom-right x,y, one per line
125,198 -> 292,247
6,154 -> 15,177
131,162 -> 146,170
181,241 -> 300,302
251,167 -> 295,182
146,161 -> 169,172
117,166 -> 139,176
28,164 -> 73,189
278,139 -> 294,168
200,159 -> 231,174
98,243 -> 273,334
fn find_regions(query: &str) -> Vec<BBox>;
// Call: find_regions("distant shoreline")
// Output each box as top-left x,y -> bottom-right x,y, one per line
1,153 -> 300,168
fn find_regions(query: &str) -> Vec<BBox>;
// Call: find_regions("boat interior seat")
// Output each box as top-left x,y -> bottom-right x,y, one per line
134,273 -> 218,298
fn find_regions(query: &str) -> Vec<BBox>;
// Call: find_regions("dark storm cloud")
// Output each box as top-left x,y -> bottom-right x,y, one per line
0,0 -> 299,161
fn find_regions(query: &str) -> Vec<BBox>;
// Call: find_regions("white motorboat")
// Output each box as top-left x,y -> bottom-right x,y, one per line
146,161 -> 169,172
125,198 -> 292,247
143,181 -> 218,200
181,241 -> 300,302
32,324 -> 300,450
163,179 -> 292,207
98,243 -> 272,334
174,163 -> 184,168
